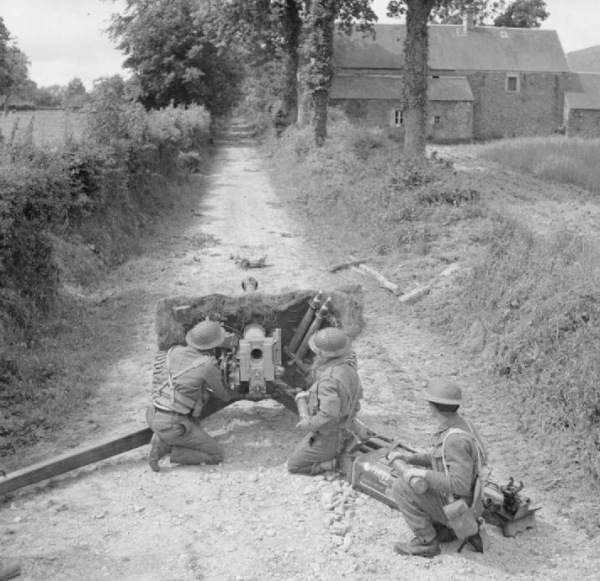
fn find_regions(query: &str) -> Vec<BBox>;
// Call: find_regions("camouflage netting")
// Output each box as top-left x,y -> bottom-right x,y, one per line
154,285 -> 364,389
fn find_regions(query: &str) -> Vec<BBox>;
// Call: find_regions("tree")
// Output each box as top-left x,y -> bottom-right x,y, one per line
108,0 -> 243,114
494,0 -> 549,28
64,77 -> 88,109
0,18 -> 30,115
212,0 -> 301,128
302,0 -> 375,145
386,0 -> 519,157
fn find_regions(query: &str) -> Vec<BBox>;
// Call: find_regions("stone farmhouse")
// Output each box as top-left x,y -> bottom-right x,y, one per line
330,18 -> 575,142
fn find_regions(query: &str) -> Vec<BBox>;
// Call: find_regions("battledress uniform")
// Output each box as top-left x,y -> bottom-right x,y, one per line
391,413 -> 487,542
287,353 -> 363,475
147,345 -> 234,465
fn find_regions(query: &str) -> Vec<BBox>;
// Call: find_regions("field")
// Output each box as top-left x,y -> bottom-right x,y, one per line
0,109 -> 85,146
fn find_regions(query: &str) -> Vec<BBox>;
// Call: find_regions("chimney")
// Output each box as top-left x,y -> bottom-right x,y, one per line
463,9 -> 475,33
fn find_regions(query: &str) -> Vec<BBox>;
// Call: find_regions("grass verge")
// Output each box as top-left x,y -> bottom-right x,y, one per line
264,116 -> 600,490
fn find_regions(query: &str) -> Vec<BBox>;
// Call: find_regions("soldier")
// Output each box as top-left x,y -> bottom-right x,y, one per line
388,379 -> 487,557
146,320 -> 235,472
287,327 -> 363,475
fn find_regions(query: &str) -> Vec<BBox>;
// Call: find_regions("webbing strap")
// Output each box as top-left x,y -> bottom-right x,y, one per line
327,363 -> 361,428
441,426 -> 487,509
157,348 -> 209,407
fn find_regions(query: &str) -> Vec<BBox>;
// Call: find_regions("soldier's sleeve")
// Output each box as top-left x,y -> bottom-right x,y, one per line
423,435 -> 474,497
410,452 -> 433,468
305,376 -> 341,432
203,360 -> 234,402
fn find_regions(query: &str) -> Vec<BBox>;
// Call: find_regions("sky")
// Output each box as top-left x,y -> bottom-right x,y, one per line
1,0 -> 599,90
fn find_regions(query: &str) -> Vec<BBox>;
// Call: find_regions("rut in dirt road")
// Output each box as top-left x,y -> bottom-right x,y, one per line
1,132 -> 599,580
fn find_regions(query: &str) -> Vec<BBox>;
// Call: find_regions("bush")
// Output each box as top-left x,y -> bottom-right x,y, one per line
0,91 -> 213,454
266,117 -> 481,255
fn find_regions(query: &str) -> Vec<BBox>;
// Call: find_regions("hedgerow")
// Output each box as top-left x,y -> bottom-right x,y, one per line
0,88 -> 211,453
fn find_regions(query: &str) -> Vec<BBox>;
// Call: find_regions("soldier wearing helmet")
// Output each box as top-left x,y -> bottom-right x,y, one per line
287,326 -> 363,475
387,378 -> 488,557
146,320 -> 235,472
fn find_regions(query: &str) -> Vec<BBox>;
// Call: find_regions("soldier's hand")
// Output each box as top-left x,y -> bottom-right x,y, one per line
387,451 -> 414,465
295,418 -> 312,432
403,466 -> 427,484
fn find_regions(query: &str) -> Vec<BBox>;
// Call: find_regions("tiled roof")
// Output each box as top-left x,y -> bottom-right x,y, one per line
334,23 -> 570,73
565,73 -> 600,110
330,74 -> 473,101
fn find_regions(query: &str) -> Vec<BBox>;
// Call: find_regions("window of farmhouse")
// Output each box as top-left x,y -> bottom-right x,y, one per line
506,74 -> 520,92
393,110 -> 404,126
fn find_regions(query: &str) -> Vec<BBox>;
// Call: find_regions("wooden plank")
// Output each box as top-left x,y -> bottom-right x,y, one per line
0,427 -> 153,496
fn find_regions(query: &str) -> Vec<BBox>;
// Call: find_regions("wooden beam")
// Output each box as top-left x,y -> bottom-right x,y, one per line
0,428 -> 153,496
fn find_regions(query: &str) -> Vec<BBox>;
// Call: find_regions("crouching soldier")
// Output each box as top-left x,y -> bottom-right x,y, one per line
389,379 -> 487,558
146,320 -> 235,472
287,327 -> 363,475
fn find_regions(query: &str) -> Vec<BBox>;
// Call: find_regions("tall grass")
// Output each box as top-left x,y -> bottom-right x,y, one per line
266,113 -> 483,256
475,135 -> 600,194
442,217 -> 600,479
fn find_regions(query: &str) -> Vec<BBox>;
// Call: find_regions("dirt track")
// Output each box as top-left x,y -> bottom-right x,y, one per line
2,135 -> 600,580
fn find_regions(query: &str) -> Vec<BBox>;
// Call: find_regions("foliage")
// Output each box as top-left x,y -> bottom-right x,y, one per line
108,0 -> 243,115
265,113 -> 481,254
0,88 -> 213,455
0,17 -> 30,111
493,0 -> 549,28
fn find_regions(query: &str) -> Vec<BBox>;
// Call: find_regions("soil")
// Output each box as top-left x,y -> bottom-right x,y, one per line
2,127 -> 600,580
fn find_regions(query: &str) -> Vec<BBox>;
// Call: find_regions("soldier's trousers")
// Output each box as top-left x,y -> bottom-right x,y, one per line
286,431 -> 340,475
146,406 -> 224,465
390,474 -> 449,541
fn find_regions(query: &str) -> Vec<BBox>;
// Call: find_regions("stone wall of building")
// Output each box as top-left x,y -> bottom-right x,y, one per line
466,71 -> 570,140
429,102 -> 473,142
331,99 -> 473,142
566,109 -> 600,138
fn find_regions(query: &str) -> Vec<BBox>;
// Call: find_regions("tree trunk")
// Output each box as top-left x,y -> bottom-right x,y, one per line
313,89 -> 328,146
306,0 -> 336,146
403,0 -> 436,158
279,0 -> 302,127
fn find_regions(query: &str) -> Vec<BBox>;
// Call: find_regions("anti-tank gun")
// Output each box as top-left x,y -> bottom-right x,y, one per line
218,323 -> 285,397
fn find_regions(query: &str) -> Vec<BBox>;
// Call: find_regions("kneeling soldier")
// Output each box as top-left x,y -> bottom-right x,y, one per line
146,320 -> 234,472
287,327 -> 363,475
389,378 -> 487,557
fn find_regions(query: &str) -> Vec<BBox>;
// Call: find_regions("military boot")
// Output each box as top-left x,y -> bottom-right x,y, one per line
313,459 -> 337,474
394,537 -> 441,558
148,434 -> 171,472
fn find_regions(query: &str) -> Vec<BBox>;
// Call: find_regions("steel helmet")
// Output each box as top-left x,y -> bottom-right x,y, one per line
308,327 -> 352,358
185,320 -> 226,350
423,378 -> 462,406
